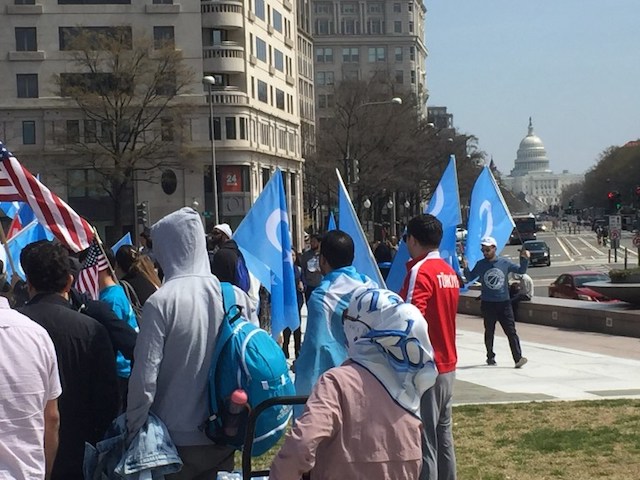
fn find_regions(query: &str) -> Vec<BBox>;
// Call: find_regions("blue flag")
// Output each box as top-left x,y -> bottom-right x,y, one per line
464,166 -> 515,273
386,156 -> 462,292
111,232 -> 133,254
0,201 -> 21,219
337,170 -> 385,287
3,220 -> 54,280
327,211 -> 337,231
234,169 -> 299,338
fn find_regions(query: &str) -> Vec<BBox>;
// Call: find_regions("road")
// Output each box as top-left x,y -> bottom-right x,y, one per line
498,229 -> 640,297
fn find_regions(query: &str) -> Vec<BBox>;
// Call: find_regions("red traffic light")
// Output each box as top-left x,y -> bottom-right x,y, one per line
608,191 -> 616,200
636,185 -> 640,196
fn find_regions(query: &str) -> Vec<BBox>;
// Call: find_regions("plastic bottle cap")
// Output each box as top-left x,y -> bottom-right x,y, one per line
231,389 -> 248,404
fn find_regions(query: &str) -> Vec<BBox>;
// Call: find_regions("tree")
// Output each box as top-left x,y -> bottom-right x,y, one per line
54,29 -> 195,236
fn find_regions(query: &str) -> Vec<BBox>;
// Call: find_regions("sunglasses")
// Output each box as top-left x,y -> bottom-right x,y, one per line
481,246 -> 494,252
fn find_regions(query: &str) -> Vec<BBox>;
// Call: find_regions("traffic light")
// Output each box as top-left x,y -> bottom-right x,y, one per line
136,201 -> 149,225
636,185 -> 640,197
615,192 -> 622,211
351,158 -> 360,183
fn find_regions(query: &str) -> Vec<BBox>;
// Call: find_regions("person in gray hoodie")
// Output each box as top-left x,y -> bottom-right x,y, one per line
126,207 -> 257,479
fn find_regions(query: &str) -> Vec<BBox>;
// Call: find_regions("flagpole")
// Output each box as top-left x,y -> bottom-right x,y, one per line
91,227 -> 119,284
0,221 -> 18,282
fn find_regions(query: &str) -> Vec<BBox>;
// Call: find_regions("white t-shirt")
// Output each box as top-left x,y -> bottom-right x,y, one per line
0,297 -> 62,480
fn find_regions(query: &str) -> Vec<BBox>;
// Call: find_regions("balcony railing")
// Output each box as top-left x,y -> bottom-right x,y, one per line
203,42 -> 245,73
201,0 -> 243,29
205,87 -> 249,106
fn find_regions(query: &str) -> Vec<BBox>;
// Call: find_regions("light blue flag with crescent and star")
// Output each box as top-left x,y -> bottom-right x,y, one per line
386,156 -> 462,293
2,220 -> 54,280
336,169 -> 385,287
328,211 -> 337,231
111,232 -> 133,254
233,168 -> 299,338
464,166 -> 515,274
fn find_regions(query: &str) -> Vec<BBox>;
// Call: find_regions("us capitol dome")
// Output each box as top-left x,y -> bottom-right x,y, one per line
510,117 -> 551,177
502,118 -> 583,212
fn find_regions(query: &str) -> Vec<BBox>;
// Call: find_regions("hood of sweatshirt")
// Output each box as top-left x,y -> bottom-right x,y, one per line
151,207 -> 210,280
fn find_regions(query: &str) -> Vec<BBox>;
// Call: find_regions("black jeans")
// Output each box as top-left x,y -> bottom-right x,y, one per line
480,301 -> 523,363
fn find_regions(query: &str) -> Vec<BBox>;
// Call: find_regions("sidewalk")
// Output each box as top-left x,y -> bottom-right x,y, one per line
289,311 -> 640,405
453,314 -> 640,404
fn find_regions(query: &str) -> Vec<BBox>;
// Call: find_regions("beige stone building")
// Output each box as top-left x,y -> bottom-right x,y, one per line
310,0 -> 428,117
0,0 -> 308,245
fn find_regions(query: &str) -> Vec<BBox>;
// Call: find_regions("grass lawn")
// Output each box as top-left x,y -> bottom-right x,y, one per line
240,399 -> 640,479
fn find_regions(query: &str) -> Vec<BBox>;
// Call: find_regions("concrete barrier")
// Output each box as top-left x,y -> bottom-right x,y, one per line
458,291 -> 640,338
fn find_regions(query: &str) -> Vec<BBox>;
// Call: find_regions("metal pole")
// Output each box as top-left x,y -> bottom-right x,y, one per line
208,84 -> 219,225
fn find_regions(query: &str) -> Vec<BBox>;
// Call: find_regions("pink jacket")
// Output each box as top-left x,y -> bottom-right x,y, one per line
270,362 -> 422,480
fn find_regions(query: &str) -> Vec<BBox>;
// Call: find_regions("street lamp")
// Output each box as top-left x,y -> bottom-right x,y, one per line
344,97 -> 404,197
203,75 -> 219,225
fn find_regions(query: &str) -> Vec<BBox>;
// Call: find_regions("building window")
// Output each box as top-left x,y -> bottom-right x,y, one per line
368,47 -> 385,62
257,80 -> 268,103
343,70 -> 359,81
255,0 -> 265,20
59,26 -> 132,50
161,117 -> 174,141
410,46 -> 415,61
153,26 -> 174,49
395,47 -> 403,62
393,2 -> 401,12
59,0 -> 132,3
275,89 -> 285,110
153,0 -> 173,3
342,47 -> 359,62
409,21 -> 414,33
17,74 -> 38,98
315,71 -> 334,86
256,37 -> 267,62
395,70 -> 404,84
367,18 -> 383,34
318,93 -> 335,108
408,2 -> 413,12
367,2 -> 383,13
239,117 -> 247,140
411,69 -> 416,84
225,117 -> 236,139
341,2 -> 357,14
155,71 -> 176,96
22,121 -> 36,145
314,2 -> 330,14
314,19 -> 334,35
66,120 -> 80,143
274,49 -> 284,72
272,9 -> 283,32
15,0 -> 36,4
394,21 -> 402,33
208,117 -> 221,140
341,18 -> 359,34
315,47 -> 333,63
85,120 -> 97,143
15,27 -> 37,51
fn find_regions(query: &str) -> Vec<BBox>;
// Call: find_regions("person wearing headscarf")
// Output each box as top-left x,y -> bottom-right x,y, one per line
271,287 -> 438,480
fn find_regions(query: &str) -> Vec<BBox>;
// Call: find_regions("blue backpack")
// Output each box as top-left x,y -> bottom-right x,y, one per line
205,282 -> 295,456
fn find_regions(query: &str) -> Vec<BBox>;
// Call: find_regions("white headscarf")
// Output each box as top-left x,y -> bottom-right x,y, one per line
342,287 -> 438,418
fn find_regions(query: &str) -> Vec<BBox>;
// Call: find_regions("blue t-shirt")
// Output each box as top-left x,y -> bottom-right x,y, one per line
100,284 -> 139,378
465,256 -> 528,302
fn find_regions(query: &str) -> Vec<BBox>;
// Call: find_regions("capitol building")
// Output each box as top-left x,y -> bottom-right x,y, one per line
501,118 -> 583,212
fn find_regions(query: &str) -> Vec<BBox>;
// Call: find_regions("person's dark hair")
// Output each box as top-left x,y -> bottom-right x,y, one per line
116,244 -> 161,288
21,240 -> 71,294
406,214 -> 443,248
309,233 -> 322,242
116,245 -> 137,274
320,230 -> 354,270
140,228 -> 153,249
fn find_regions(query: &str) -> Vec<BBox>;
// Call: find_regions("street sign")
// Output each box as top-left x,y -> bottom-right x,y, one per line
633,234 -> 640,248
610,228 -> 621,241
609,215 -> 621,230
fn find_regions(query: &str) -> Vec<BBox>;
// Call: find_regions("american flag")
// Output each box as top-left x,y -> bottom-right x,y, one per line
0,141 -> 94,252
76,240 -> 109,300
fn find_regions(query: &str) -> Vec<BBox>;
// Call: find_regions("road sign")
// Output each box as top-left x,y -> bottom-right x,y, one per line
633,234 -> 640,248
609,215 -> 621,230
610,228 -> 621,240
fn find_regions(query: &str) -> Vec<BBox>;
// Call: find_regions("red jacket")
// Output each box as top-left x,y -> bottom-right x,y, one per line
400,251 -> 460,374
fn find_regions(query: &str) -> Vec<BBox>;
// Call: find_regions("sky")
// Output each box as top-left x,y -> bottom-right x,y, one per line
425,0 -> 640,176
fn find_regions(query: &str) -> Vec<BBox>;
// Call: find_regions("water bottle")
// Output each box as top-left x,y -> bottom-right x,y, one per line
224,389 -> 248,437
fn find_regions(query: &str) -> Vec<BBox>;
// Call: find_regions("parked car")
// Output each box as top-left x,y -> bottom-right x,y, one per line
548,271 -> 613,302
522,240 -> 551,267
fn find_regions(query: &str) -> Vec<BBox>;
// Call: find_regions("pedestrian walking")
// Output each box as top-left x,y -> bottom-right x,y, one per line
400,214 -> 460,480
462,236 -> 530,368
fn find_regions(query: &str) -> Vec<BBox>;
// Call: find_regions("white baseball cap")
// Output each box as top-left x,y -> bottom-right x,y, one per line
480,236 -> 497,247
213,223 -> 233,239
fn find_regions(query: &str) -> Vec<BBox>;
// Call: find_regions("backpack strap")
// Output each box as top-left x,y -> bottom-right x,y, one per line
120,279 -> 142,312
221,281 -> 243,324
